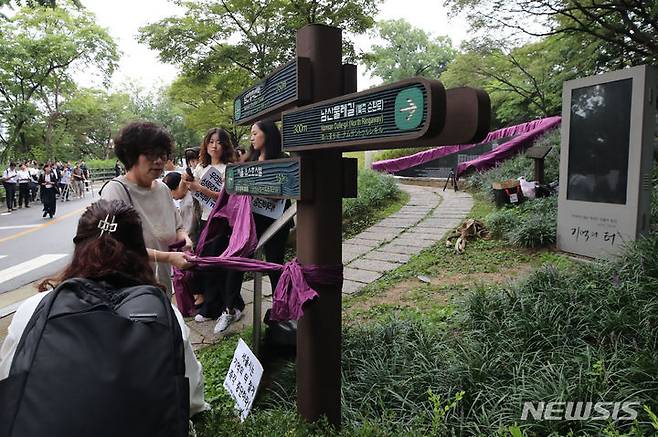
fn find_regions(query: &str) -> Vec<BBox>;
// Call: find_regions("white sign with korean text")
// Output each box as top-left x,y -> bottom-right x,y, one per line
193,166 -> 224,214
252,197 -> 285,219
223,339 -> 264,422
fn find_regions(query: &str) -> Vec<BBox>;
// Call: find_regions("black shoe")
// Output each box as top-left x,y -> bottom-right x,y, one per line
43,211 -> 47,217
49,213 -> 53,218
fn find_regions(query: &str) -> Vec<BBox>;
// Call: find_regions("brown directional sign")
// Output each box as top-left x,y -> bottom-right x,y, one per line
281,77 -> 446,152
234,57 -> 311,126
224,157 -> 310,200
421,87 -> 490,146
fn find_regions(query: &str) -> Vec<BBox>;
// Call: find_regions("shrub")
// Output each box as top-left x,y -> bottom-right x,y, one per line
483,207 -> 521,238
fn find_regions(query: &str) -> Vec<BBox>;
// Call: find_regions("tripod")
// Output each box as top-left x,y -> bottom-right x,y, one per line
443,168 -> 458,192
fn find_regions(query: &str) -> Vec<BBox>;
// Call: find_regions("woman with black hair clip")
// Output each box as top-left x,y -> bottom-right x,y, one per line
213,120 -> 293,334
184,128 -> 239,323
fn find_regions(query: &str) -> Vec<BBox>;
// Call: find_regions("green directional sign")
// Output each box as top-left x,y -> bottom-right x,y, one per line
394,87 -> 424,130
281,78 -> 446,152
233,58 -> 311,126
225,158 -> 308,200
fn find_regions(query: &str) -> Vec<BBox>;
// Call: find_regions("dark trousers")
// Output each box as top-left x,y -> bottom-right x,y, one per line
3,183 -> 16,210
41,186 -> 57,216
18,183 -> 29,207
196,220 -> 246,318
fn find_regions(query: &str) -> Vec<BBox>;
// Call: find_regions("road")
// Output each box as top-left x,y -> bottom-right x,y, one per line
0,192 -> 96,295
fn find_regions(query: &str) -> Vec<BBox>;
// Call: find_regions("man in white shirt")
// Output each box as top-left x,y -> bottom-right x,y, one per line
16,163 -> 32,208
1,162 -> 18,211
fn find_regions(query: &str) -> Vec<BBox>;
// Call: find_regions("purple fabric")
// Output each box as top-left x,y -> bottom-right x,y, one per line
456,116 -> 561,176
175,190 -> 343,321
371,116 -> 562,175
188,256 -> 343,321
195,189 -> 258,258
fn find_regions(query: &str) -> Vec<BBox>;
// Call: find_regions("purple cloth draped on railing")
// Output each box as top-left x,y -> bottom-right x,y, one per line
171,189 -> 343,320
188,256 -> 343,321
371,116 -> 562,175
455,116 -> 561,176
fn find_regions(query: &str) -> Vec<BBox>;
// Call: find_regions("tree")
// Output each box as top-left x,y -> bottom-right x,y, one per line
60,89 -> 134,159
441,33 -> 603,126
122,83 -> 202,160
168,68 -> 251,146
139,0 -> 381,81
362,19 -> 457,84
0,4 -> 118,160
443,0 -> 658,67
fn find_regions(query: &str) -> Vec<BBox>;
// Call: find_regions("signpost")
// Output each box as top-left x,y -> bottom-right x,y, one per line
233,57 -> 312,126
282,78 -> 446,152
225,157 -> 309,200
226,23 -> 490,428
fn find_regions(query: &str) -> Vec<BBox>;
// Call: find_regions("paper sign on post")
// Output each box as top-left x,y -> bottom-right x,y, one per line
223,339 -> 264,422
192,166 -> 224,214
252,197 -> 285,219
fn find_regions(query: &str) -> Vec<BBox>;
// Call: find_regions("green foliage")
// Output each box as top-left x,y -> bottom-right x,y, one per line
444,0 -> 658,68
342,169 -> 405,238
139,0 -> 381,81
371,146 -> 434,163
362,19 -> 457,84
0,3 -> 118,160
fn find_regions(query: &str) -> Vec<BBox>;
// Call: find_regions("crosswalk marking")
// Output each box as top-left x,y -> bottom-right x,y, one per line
0,225 -> 40,230
0,254 -> 67,285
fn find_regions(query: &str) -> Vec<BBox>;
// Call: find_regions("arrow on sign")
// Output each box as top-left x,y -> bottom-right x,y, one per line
399,98 -> 417,121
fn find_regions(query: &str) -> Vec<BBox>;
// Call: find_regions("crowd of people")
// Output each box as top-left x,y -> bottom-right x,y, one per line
0,120 -> 294,433
1,160 -> 90,218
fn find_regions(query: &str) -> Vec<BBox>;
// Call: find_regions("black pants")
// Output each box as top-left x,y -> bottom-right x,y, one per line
196,220 -> 246,318
41,186 -> 57,216
3,183 -> 16,210
18,183 -> 29,207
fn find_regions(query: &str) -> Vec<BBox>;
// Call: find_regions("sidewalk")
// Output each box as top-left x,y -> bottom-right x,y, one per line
186,182 -> 473,349
0,182 -> 473,346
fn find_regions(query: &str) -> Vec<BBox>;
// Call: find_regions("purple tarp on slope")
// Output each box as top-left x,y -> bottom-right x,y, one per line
372,116 -> 562,176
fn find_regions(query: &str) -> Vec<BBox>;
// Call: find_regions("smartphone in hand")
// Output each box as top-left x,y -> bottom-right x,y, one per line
185,167 -> 194,181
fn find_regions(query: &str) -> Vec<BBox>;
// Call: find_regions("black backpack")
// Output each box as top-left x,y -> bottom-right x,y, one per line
0,278 -> 189,437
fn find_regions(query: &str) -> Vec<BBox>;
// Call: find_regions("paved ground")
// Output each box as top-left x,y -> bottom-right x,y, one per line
0,182 -> 473,346
186,182 -> 473,350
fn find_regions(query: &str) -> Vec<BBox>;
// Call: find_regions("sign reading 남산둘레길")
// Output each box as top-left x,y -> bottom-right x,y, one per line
281,77 -> 446,152
233,58 -> 311,126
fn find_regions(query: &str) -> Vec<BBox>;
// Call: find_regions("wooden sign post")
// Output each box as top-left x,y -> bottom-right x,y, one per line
229,23 -> 491,428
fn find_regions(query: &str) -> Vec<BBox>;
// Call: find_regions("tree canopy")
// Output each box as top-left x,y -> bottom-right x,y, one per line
0,4 -> 118,160
362,19 -> 457,84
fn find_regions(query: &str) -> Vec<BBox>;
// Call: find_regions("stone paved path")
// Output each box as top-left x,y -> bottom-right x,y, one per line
187,183 -> 473,349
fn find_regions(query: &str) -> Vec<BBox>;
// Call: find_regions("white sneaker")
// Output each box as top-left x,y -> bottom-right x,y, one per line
194,314 -> 212,322
214,309 -> 242,334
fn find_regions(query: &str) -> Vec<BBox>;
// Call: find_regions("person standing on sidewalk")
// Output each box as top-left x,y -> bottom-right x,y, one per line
16,163 -> 32,208
2,162 -> 18,211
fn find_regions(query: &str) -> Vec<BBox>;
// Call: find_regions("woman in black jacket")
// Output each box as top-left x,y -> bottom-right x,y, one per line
38,163 -> 59,218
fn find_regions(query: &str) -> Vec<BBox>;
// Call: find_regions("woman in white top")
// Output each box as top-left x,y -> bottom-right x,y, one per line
1,162 -> 18,211
184,127 -> 240,322
0,199 -> 208,430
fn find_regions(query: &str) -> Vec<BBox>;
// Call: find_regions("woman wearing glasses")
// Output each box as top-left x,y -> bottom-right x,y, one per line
100,121 -> 193,294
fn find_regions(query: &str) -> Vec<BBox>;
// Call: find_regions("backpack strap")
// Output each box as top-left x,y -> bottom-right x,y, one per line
99,178 -> 133,206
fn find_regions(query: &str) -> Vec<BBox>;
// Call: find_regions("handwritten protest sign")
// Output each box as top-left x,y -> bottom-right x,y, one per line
192,166 -> 224,214
252,196 -> 285,219
223,339 -> 264,421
